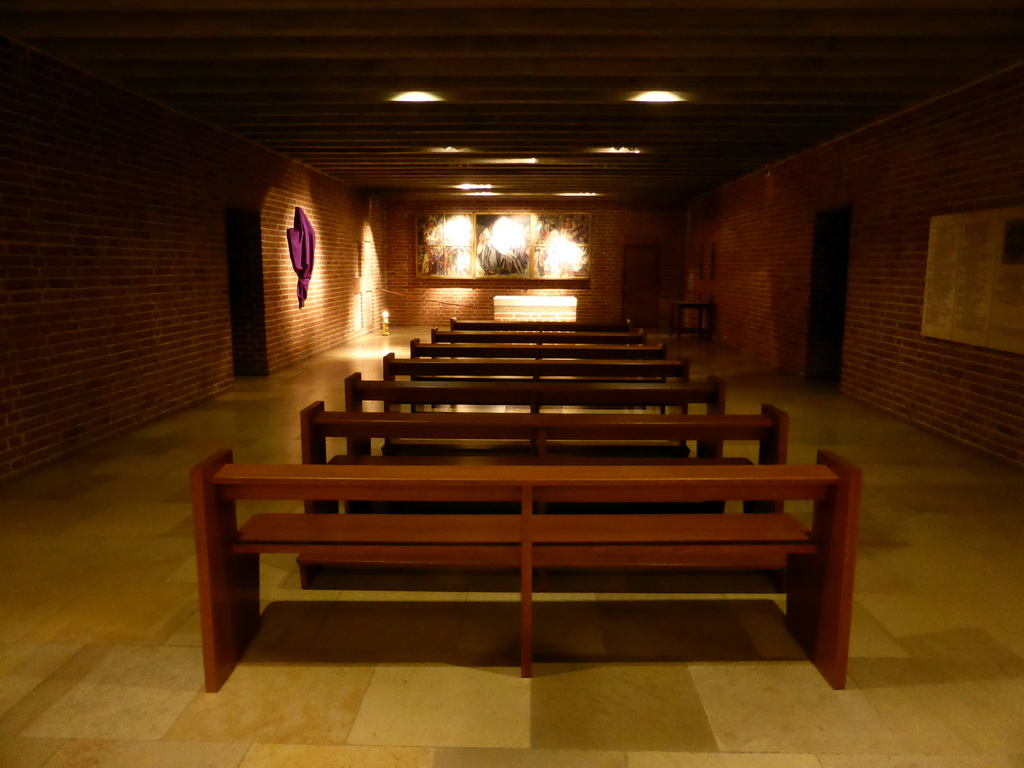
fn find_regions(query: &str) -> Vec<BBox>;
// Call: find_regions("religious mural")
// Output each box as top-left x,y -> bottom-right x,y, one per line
416,211 -> 590,279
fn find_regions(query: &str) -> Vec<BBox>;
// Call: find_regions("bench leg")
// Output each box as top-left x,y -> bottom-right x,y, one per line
784,450 -> 861,690
192,451 -> 262,693
520,488 -> 534,678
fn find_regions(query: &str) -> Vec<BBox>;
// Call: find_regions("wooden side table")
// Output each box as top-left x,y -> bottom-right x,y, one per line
670,301 -> 714,339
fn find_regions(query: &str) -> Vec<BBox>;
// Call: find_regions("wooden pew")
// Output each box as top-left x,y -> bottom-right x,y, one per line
450,318 -> 633,332
302,401 -> 786,467
381,352 -> 690,383
344,371 -> 725,415
191,451 -> 861,692
431,327 -> 648,345
300,401 -> 788,516
410,337 -> 669,360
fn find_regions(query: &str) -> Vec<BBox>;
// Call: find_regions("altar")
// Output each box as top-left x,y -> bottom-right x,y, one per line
493,295 -> 577,322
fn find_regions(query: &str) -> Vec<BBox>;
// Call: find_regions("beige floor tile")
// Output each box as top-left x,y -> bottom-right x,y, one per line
597,599 -> 760,662
455,597 -> 605,665
23,583 -> 197,645
817,756 -> 1024,767
64,502 -> 192,538
78,645 -> 204,691
856,593 -> 1021,659
0,678 -> 78,738
38,537 -> 196,588
628,754 -> 822,768
728,598 -> 807,660
0,500 -> 100,537
690,661 -> 903,753
162,609 -> 203,648
20,682 -> 197,740
846,601 -> 910,659
347,664 -> 530,748
433,747 -> 627,768
166,664 -> 373,745
850,658 -> 1024,754
0,644 -> 82,679
240,743 -> 435,768
0,736 -> 64,768
0,536 -> 96,591
42,738 -> 250,768
0,582 -> 93,643
1,643 -> 111,727
530,664 -> 716,752
305,599 -> 468,659
0,677 -> 40,718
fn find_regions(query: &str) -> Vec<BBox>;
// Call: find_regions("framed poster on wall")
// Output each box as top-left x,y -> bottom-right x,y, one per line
922,204 -> 1024,355
535,213 -> 590,279
416,211 -> 590,279
416,213 -> 474,278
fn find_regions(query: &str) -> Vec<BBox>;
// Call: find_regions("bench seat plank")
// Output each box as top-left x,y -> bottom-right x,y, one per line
237,512 -> 521,544
531,513 -> 812,543
237,544 -> 521,567
532,545 -> 809,569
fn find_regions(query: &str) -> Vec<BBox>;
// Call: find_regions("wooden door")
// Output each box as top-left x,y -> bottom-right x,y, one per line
805,208 -> 852,380
622,246 -> 660,328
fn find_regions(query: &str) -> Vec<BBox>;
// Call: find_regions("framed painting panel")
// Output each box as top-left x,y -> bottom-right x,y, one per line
534,213 -> 590,278
476,213 -> 532,278
416,214 -> 474,277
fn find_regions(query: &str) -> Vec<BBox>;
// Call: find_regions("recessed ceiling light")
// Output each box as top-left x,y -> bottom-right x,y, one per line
465,191 -> 499,196
556,192 -> 601,197
391,91 -> 442,102
455,183 -> 493,190
629,91 -> 684,103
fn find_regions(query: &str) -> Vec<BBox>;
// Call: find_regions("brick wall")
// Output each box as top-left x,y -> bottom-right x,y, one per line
0,38 -> 383,480
260,184 -> 386,373
383,200 -> 687,329
687,63 -> 1024,468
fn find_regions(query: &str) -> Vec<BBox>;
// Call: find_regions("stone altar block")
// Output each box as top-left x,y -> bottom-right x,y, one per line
493,295 -> 577,322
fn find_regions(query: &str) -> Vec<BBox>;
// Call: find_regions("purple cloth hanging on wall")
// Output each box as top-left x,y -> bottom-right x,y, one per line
286,207 -> 316,308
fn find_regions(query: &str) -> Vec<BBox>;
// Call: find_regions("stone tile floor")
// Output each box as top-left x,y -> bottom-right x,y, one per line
2,328 -> 1023,767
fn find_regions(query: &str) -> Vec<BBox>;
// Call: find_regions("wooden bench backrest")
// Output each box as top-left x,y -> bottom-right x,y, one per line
301,401 -> 787,466
450,318 -> 633,332
410,338 -> 669,360
381,352 -> 689,382
431,327 -> 648,345
343,372 -> 725,414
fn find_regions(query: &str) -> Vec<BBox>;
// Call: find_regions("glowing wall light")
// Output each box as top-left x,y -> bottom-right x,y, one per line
629,91 -> 684,102
391,91 -> 442,102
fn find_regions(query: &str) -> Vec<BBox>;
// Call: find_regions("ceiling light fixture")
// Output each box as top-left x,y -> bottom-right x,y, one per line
456,183 -> 493,190
391,91 -> 442,102
476,157 -> 538,165
556,192 -> 601,197
428,146 -> 467,153
629,91 -> 684,103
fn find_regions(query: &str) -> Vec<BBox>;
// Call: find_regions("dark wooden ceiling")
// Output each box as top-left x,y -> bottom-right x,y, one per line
4,1 -> 1024,202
